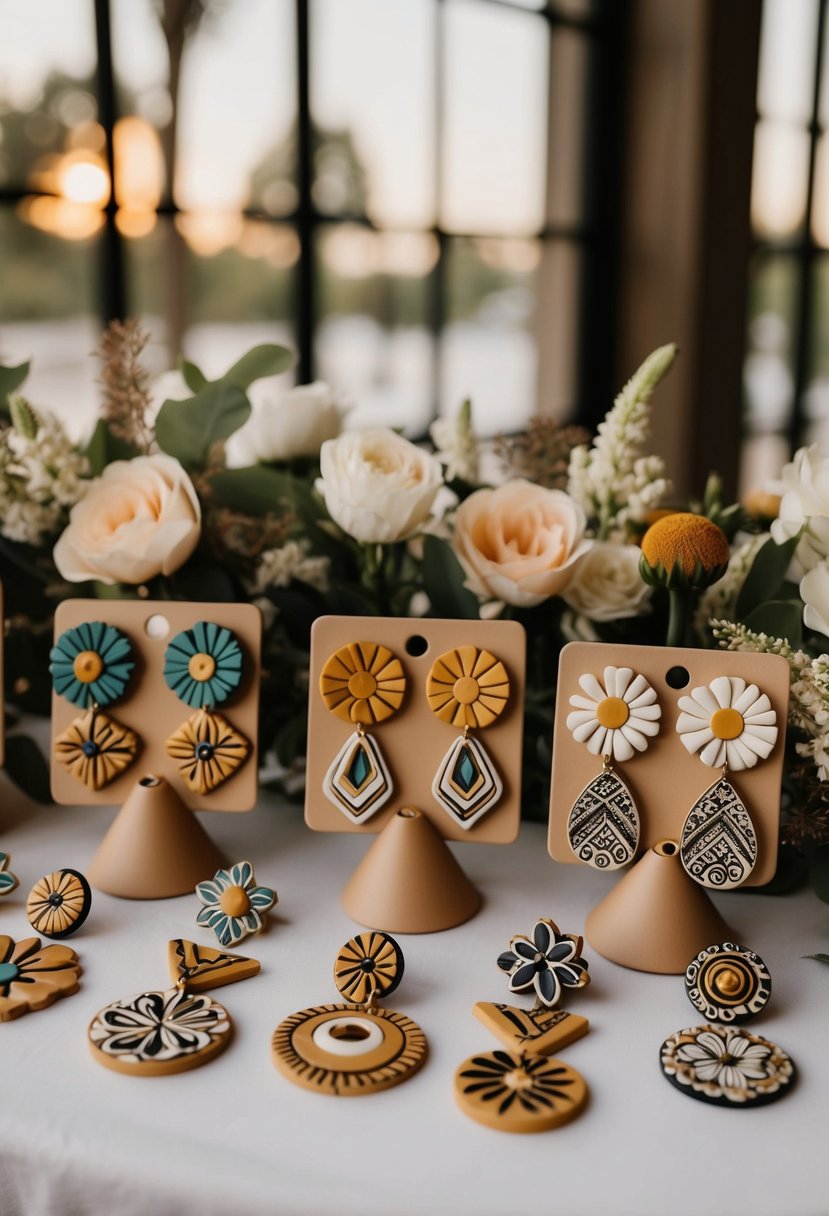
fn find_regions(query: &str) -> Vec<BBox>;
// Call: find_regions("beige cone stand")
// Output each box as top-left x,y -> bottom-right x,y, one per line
585,839 -> 732,975
87,775 -> 226,900
341,806 -> 481,933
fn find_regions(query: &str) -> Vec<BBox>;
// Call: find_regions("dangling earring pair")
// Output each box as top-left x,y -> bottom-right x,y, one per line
51,619 -> 250,796
319,642 -> 509,830
566,667 -> 778,887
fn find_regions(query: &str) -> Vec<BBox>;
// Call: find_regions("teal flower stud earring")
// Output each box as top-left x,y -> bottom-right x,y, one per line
195,861 -> 277,946
50,621 -> 139,791
163,622 -> 251,796
0,854 -> 19,898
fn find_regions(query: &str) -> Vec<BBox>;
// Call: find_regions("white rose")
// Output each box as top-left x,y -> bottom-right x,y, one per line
562,541 -> 652,621
226,381 -> 344,466
801,562 -> 829,636
771,444 -> 829,576
53,454 -> 201,585
316,428 -> 444,543
452,480 -> 591,608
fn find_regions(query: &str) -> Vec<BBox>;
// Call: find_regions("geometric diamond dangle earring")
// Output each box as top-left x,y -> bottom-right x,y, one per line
675,676 -> 778,889
565,666 -> 661,869
50,621 -> 139,791
426,646 -> 509,830
319,642 -> 406,825
163,621 -> 251,795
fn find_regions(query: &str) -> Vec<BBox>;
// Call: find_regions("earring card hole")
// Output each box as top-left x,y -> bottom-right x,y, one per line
547,641 -> 791,886
405,635 -> 429,657
50,599 -> 262,813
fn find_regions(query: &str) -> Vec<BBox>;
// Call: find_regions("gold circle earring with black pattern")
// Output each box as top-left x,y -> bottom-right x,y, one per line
426,645 -> 509,830
319,641 -> 406,824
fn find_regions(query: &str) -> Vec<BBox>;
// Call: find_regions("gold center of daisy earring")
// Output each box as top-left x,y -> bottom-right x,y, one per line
73,651 -> 103,683
220,885 -> 251,917
710,707 -> 744,740
348,670 -> 377,700
453,675 -> 480,705
189,653 -> 216,682
596,696 -> 629,730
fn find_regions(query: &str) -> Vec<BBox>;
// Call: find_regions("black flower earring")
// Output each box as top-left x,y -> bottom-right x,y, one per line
50,621 -> 139,791
163,621 -> 251,795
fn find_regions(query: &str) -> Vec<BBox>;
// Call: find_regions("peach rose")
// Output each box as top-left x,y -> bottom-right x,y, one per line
53,454 -> 201,585
452,479 -> 592,607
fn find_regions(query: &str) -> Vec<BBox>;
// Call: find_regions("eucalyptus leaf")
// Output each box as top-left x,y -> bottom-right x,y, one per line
4,734 -> 51,804
421,535 -> 480,619
209,465 -> 296,515
743,599 -> 803,645
737,533 -> 801,618
155,381 -> 250,470
804,954 -> 829,965
179,358 -> 207,393
84,419 -> 141,476
220,344 -> 293,389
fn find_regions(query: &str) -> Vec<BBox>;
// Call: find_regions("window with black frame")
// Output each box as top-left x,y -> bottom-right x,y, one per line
742,0 -> 829,491
0,0 -> 625,442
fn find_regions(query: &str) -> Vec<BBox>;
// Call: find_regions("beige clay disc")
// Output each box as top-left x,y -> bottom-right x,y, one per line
88,987 -> 232,1076
272,1002 -> 427,1095
454,1049 -> 587,1133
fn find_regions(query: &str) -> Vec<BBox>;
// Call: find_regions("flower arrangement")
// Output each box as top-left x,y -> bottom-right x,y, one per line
2,323 -> 829,906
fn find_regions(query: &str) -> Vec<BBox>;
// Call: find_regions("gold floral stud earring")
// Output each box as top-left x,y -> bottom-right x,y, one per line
50,621 -> 139,791
426,646 -> 509,830
565,665 -> 661,869
675,676 -> 778,888
319,642 -> 406,824
164,621 -> 251,795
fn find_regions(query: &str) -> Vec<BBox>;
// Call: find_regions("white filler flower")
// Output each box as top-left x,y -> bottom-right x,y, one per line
676,676 -> 778,771
566,666 -> 661,762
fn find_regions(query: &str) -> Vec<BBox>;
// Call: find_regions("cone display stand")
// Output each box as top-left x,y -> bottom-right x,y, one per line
87,775 -> 226,900
584,840 -> 731,975
341,807 -> 481,933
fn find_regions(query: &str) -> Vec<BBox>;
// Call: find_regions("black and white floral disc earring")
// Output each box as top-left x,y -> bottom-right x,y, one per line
675,677 -> 777,889
565,665 -> 661,869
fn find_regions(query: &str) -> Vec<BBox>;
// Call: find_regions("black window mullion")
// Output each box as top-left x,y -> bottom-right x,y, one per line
295,0 -> 315,384
93,0 -> 125,325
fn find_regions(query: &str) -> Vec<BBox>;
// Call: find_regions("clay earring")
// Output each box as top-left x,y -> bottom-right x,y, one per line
454,917 -> 591,1134
50,621 -> 139,791
675,676 -> 777,889
426,646 -> 509,830
319,642 -> 406,824
163,621 -> 251,795
272,931 -> 427,1096
565,666 -> 661,869
88,937 -> 260,1076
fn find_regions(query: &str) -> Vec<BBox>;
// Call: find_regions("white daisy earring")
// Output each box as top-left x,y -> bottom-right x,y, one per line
675,676 -> 778,889
565,666 -> 661,870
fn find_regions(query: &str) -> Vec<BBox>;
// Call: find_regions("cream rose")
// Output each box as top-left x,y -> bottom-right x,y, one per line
226,380 -> 345,467
315,428 -> 444,543
562,541 -> 651,621
53,454 -> 201,585
452,479 -> 592,607
801,562 -> 829,637
771,444 -> 829,576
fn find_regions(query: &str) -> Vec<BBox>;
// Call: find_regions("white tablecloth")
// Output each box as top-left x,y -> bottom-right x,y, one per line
0,772 -> 826,1216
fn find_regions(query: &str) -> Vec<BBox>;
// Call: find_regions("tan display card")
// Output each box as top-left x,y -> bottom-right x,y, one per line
548,642 -> 790,886
50,599 -> 261,811
306,615 -> 526,844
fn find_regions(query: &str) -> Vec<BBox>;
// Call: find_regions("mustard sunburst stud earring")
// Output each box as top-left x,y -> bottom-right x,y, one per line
565,666 -> 661,869
50,621 -> 139,791
163,621 -> 251,795
319,642 -> 406,824
426,646 -> 509,830
676,677 -> 777,889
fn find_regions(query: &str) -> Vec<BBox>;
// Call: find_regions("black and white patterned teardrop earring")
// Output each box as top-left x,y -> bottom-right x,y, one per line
675,676 -> 777,889
565,665 -> 661,869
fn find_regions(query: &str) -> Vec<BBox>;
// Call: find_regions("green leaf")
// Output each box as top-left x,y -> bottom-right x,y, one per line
0,360 -> 30,408
155,381 -> 250,470
804,953 -> 829,965
179,358 -> 207,394
4,734 -> 51,804
421,535 -> 481,619
209,465 -> 295,514
219,344 -> 293,389
743,599 -> 803,645
737,533 -> 801,618
84,419 -> 142,476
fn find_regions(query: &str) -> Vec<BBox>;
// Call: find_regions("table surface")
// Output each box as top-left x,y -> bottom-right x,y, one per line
0,772 -> 826,1216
